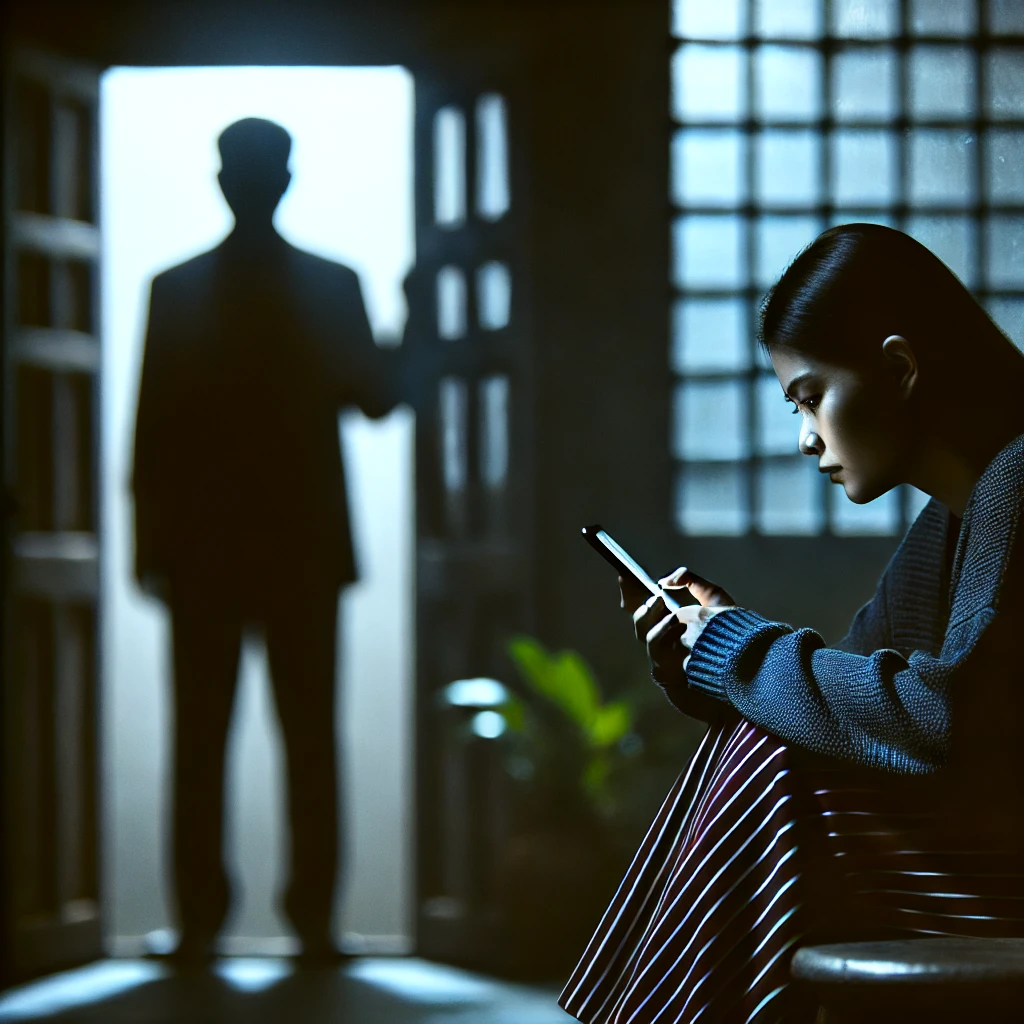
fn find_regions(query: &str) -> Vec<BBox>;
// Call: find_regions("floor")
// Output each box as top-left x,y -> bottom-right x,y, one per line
0,958 -> 571,1023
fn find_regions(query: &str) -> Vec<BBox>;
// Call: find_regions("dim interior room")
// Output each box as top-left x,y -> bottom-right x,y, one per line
99,66 -> 415,954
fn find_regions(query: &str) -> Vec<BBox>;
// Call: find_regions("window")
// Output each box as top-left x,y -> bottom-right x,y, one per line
670,0 -> 1024,536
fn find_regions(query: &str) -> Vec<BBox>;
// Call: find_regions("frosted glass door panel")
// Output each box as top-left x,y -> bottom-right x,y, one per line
754,0 -> 823,40
673,380 -> 748,461
908,47 -> 976,121
673,216 -> 746,288
907,131 -> 976,207
755,131 -> 821,207
832,49 -> 897,122
754,47 -> 823,122
677,464 -> 749,535
831,131 -> 897,206
673,130 -> 746,207
757,458 -> 823,535
672,46 -> 747,123
672,298 -> 749,374
673,0 -> 746,39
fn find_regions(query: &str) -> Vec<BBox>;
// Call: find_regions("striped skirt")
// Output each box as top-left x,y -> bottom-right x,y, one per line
558,717 -> 1024,1024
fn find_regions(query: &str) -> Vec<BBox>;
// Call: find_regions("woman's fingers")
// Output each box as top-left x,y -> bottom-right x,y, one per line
659,566 -> 736,608
633,593 -> 666,642
645,609 -> 688,688
619,574 -> 651,615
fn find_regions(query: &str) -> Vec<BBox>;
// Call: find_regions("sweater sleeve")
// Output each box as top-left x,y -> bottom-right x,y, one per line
683,602 -> 998,773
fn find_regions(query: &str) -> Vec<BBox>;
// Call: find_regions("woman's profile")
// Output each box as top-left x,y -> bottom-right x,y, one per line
558,224 -> 1024,1023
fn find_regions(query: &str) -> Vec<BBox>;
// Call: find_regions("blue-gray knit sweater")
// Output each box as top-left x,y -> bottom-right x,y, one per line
684,432 -> 1024,776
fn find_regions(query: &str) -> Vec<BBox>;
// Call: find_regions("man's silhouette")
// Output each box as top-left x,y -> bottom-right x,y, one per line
132,118 -> 398,964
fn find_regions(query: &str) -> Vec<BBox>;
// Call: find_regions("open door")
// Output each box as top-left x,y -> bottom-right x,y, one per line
1,48 -> 103,983
409,68 -> 534,968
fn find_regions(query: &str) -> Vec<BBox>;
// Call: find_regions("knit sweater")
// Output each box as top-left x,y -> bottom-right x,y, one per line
684,432 -> 1024,775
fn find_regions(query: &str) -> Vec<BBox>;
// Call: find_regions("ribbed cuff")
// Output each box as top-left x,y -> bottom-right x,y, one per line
685,607 -> 773,701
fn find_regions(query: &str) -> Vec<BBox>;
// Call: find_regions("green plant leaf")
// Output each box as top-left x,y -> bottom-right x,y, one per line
508,636 -> 602,731
499,696 -> 526,733
589,700 -> 632,748
582,752 -> 611,801
548,651 -> 600,730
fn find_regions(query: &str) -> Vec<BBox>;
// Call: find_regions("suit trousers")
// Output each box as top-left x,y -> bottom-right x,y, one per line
167,573 -> 341,942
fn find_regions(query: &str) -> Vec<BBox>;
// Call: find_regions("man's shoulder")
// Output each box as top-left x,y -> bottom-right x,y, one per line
151,247 -> 220,292
286,244 -> 361,289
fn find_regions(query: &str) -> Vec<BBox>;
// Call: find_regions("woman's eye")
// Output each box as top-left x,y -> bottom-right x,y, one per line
789,395 -> 821,413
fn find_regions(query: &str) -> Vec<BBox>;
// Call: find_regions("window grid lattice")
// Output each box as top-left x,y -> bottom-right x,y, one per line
671,0 -> 1024,537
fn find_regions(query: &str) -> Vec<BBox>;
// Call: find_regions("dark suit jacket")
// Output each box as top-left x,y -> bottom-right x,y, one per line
132,238 -> 394,592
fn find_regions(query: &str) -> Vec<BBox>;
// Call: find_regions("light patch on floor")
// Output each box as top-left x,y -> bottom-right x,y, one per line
0,959 -> 570,1023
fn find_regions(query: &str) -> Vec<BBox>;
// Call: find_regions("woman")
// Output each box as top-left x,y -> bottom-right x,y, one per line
559,224 -> 1024,1024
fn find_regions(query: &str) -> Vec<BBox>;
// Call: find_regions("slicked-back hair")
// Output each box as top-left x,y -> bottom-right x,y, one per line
760,224 -> 1015,370
759,222 -> 1024,454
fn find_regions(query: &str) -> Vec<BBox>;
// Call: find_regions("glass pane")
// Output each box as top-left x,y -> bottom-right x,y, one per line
673,380 -> 748,461
986,297 -> 1024,352
755,130 -> 821,207
831,0 -> 898,38
989,0 -> 1024,34
832,48 -> 897,122
909,47 -> 976,121
439,376 -> 468,492
672,45 -> 747,123
476,262 -> 511,330
907,215 -> 977,287
828,210 -> 895,228
831,130 -> 897,206
434,106 -> 466,226
907,131 -> 976,207
911,0 -> 976,35
985,215 -> 1024,289
755,0 -> 823,39
479,375 -> 509,489
476,94 -> 509,221
757,457 -> 823,534
756,215 -> 823,288
756,372 -> 798,455
436,266 -> 467,340
677,463 -> 749,535
986,50 -> 1024,121
673,215 -> 747,288
672,298 -> 750,373
672,130 -> 746,207
905,485 -> 932,520
831,486 -> 900,535
672,0 -> 745,39
755,47 -> 823,122
986,130 -> 1024,204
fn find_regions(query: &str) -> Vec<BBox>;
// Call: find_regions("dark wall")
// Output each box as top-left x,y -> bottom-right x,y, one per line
524,4 -> 675,688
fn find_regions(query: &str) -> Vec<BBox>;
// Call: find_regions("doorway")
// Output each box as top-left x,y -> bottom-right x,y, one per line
99,65 -> 415,954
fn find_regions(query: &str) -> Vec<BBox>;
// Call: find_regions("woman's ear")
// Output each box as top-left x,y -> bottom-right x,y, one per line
881,335 -> 918,399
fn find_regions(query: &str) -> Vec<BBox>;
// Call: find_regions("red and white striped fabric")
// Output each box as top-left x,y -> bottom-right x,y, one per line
558,717 -> 1024,1024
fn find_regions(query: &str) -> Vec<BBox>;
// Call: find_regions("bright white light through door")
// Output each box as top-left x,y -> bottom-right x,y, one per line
101,66 -> 415,952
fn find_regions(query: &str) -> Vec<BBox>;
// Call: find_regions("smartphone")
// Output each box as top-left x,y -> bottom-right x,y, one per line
581,524 -> 684,612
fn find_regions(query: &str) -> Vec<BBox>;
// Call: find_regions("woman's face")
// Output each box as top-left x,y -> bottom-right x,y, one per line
769,343 -> 915,504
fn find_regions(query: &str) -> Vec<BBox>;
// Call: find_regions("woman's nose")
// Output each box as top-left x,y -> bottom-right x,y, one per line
799,425 -> 823,456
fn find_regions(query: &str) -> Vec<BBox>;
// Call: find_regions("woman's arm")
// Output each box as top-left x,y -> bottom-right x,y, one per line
649,481 -> 1020,773
681,604 -> 986,773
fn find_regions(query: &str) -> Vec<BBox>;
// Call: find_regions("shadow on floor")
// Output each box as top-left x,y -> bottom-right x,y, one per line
0,958 -> 570,1023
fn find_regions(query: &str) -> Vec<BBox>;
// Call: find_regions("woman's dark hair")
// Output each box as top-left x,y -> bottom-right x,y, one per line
759,222 -> 1024,458
760,223 -> 1024,376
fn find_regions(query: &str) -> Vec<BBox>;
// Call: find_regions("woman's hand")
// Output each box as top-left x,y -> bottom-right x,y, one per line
627,568 -> 736,689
